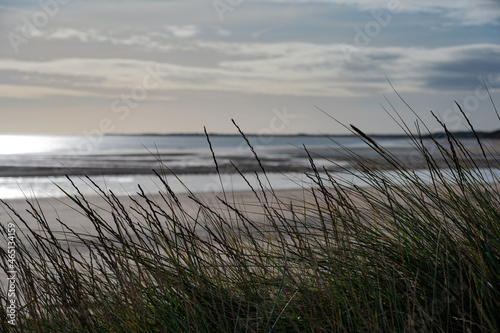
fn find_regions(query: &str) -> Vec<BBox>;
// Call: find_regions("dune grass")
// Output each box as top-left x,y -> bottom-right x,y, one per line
1,101 -> 500,332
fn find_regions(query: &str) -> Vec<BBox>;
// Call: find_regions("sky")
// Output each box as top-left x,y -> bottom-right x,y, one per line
0,0 -> 499,135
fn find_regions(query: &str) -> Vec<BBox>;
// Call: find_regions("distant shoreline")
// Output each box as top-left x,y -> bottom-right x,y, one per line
104,129 -> 500,140
2,130 -> 500,140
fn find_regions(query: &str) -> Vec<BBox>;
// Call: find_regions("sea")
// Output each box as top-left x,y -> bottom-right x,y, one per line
0,134 -> 492,200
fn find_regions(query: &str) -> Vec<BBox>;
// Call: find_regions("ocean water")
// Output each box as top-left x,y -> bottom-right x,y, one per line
0,133 -> 410,167
0,133 -> 433,199
0,134 -> 411,155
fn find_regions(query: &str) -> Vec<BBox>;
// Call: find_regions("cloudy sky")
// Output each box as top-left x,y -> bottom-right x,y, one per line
1,0 -> 499,135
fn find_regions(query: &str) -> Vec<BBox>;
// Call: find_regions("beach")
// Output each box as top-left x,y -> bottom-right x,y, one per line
1,136 -> 500,228
2,133 -> 500,332
0,187 -> 315,237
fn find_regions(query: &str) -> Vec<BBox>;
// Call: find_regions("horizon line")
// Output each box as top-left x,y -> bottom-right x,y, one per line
1,128 -> 500,138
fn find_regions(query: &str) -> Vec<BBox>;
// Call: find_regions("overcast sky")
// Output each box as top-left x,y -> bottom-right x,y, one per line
1,0 -> 499,135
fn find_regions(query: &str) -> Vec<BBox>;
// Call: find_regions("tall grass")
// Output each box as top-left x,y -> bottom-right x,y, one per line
1,100 -> 500,332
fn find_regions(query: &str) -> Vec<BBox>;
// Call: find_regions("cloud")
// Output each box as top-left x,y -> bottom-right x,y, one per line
268,0 -> 500,25
0,58 -> 178,100
215,27 -> 231,36
0,43 -> 497,99
47,28 -> 96,42
0,84 -> 102,99
424,46 -> 500,91
0,0 -> 498,135
165,25 -> 199,38
40,27 -> 200,53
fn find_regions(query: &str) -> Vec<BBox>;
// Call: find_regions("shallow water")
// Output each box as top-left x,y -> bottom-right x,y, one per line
0,134 -> 494,200
2,167 -> 499,200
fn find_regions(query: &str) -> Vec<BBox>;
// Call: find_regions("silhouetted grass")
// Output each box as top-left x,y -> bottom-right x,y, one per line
1,100 -> 500,332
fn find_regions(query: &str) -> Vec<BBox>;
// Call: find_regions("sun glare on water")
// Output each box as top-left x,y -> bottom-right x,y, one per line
0,135 -> 56,155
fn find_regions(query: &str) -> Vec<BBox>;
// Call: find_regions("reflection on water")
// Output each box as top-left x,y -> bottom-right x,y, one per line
0,134 -> 411,156
1,168 -> 499,200
0,135 -> 63,155
0,134 -> 412,173
3,134 -> 490,200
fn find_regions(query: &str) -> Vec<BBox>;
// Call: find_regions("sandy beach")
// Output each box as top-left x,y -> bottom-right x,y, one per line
0,188 -> 315,237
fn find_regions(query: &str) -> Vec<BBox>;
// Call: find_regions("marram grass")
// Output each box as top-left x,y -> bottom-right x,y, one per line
1,102 -> 500,332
